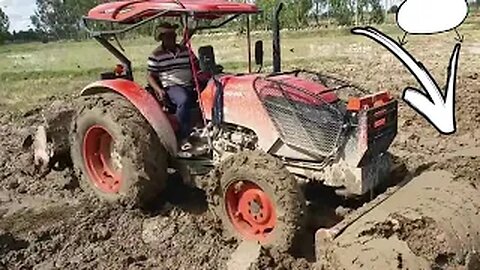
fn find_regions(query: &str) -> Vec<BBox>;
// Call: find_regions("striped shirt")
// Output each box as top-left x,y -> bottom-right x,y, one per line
147,45 -> 196,88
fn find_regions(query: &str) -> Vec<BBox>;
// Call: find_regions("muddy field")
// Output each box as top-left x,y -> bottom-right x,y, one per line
1,33 -> 480,269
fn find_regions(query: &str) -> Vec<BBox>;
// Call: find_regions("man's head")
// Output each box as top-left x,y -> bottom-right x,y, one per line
155,22 -> 178,49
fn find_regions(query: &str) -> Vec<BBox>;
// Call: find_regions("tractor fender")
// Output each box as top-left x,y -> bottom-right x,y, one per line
80,79 -> 178,156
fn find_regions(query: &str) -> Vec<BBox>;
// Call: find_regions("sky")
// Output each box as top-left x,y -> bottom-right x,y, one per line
0,0 -> 36,32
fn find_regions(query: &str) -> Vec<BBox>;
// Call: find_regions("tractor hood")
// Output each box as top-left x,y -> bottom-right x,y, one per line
260,74 -> 339,104
200,73 -> 342,156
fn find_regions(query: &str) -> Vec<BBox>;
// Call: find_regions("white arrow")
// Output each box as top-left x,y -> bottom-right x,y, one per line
351,26 -> 460,135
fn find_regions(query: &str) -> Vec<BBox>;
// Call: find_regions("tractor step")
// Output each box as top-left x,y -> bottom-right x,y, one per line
176,158 -> 214,175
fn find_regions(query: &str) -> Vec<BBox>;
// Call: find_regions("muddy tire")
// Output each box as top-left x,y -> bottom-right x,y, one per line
213,150 -> 306,252
70,92 -> 168,208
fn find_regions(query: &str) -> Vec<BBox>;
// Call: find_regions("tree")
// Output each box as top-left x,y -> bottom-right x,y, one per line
252,0 -> 313,30
10,29 -> 43,43
330,0 -> 354,25
253,0 -> 278,30
326,0 -> 384,26
368,0 -> 385,24
287,0 -> 313,28
30,0 -> 100,40
0,7 -> 10,44
312,0 -> 329,25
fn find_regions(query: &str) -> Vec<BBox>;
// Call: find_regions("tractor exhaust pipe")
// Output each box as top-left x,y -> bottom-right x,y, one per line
272,2 -> 284,73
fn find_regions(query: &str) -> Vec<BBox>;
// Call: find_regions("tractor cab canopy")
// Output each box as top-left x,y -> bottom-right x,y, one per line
85,0 -> 260,24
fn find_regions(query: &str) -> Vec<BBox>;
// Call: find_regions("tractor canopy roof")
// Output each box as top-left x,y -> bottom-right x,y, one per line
86,0 -> 260,23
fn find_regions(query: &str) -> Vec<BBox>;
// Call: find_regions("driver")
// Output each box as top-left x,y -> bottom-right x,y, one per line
147,22 -> 198,151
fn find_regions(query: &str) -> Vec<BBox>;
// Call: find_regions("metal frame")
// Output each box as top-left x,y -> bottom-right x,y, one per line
268,69 -> 371,95
94,36 -> 134,81
82,10 -> 252,82
272,2 -> 284,73
82,10 -> 175,82
195,14 -> 241,31
82,9 -> 171,37
82,11 -> 245,37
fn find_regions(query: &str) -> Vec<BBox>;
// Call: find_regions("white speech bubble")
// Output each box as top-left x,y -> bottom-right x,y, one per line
397,0 -> 468,34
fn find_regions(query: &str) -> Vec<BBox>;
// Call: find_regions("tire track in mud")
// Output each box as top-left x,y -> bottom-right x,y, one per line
0,110 -> 237,270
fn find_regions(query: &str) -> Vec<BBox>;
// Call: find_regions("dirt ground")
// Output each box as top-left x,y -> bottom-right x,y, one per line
1,39 -> 480,269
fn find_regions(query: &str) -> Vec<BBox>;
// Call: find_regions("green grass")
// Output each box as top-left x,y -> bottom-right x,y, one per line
1,22 -> 480,114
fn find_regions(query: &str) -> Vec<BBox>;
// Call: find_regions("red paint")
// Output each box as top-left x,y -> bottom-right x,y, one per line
374,118 -> 386,129
374,108 -> 387,117
87,0 -> 259,23
81,79 -> 178,155
265,75 -> 338,104
347,91 -> 392,112
225,181 -> 276,242
201,75 -> 279,151
183,29 -> 208,126
83,125 -> 121,193
166,114 -> 180,133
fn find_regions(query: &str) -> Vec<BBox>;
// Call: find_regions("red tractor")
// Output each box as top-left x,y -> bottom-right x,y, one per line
71,0 -> 398,251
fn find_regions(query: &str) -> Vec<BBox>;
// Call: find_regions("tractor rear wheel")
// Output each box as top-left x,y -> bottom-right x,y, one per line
213,150 -> 306,252
70,92 -> 168,208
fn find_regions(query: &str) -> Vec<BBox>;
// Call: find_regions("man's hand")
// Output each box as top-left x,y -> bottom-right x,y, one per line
153,88 -> 171,113
154,88 -> 166,102
147,72 -> 167,102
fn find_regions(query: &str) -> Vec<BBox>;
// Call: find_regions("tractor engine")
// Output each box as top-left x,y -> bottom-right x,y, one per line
211,125 -> 258,163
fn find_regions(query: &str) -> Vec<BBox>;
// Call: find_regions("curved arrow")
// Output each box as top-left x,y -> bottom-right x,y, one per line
351,26 -> 460,135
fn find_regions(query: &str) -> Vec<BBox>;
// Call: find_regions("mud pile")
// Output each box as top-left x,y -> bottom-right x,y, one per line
0,104 -> 239,270
0,201 -> 237,269
358,214 -> 455,266
250,248 -> 311,270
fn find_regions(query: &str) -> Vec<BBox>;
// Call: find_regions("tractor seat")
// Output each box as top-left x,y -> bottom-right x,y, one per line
198,45 -> 224,75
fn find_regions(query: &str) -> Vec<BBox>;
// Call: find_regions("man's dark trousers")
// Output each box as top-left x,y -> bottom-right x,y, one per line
165,85 -> 195,140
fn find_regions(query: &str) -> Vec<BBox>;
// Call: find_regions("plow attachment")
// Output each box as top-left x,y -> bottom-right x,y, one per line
314,170 -> 480,270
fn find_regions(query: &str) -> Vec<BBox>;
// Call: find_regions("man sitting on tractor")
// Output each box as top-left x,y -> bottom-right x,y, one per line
147,22 -> 198,151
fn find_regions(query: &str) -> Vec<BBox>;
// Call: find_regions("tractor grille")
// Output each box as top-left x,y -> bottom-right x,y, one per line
254,77 -> 346,158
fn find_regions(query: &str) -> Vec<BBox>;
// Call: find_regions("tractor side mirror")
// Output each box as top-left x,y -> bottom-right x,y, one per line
255,40 -> 264,67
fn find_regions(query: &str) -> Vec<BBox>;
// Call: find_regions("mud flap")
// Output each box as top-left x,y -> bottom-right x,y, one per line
358,99 -> 398,167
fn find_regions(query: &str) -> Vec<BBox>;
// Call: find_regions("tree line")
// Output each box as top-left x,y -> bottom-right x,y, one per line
252,0 -> 386,30
0,0 -> 399,44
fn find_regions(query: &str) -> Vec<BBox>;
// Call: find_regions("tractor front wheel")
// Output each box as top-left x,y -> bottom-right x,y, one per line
214,150 -> 306,252
70,92 -> 168,208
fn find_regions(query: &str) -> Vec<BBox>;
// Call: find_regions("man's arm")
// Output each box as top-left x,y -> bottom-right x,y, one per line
147,72 -> 165,100
147,56 -> 166,101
